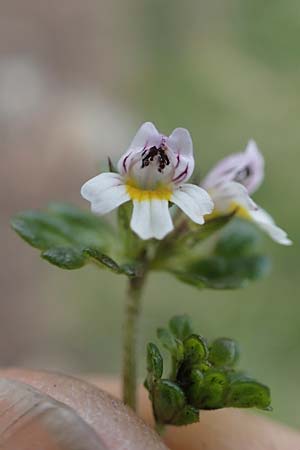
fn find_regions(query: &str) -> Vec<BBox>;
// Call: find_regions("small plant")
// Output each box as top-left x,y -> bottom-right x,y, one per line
11,122 -> 290,424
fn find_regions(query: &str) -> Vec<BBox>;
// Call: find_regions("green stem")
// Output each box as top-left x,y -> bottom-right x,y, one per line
122,274 -> 146,410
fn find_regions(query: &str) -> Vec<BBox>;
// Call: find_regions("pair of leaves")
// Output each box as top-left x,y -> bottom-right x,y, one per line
145,315 -> 271,427
11,202 -> 270,292
11,203 -> 136,275
172,219 -> 270,290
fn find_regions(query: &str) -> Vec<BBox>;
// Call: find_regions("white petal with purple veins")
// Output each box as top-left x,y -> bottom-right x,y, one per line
202,139 -> 264,194
249,208 -> 292,246
117,122 -> 161,175
171,184 -> 214,224
167,128 -> 195,185
130,199 -> 174,240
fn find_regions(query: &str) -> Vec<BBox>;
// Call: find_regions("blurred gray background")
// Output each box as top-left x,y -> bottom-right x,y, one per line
0,0 -> 299,427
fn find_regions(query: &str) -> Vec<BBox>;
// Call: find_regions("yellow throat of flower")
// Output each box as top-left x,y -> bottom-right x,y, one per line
206,202 -> 252,221
125,181 -> 172,201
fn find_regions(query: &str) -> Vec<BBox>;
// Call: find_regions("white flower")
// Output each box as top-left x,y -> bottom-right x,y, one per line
81,122 -> 213,240
202,140 -> 292,246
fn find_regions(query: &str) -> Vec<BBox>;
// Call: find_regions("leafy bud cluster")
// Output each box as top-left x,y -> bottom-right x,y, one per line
145,315 -> 271,427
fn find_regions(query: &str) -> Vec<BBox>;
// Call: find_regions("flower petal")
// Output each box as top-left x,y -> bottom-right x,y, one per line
81,172 -> 123,198
167,128 -> 193,157
202,139 -> 264,194
171,184 -> 214,224
241,140 -> 265,193
130,122 -> 161,150
249,208 -> 292,246
130,199 -> 174,240
117,122 -> 161,175
166,128 -> 195,185
81,172 -> 129,215
211,181 -> 257,213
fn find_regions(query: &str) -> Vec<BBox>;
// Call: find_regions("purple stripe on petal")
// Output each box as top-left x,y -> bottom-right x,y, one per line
172,163 -> 189,183
122,153 -> 131,173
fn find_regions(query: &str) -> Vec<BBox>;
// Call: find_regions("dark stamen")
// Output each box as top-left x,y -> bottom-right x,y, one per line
141,146 -> 170,172
235,166 -> 251,183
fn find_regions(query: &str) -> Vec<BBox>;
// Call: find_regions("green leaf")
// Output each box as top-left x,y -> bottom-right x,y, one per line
169,315 -> 193,341
11,203 -> 133,274
12,205 -> 112,250
198,369 -> 229,410
84,248 -> 122,273
42,247 -> 87,269
147,343 -> 163,380
175,254 -> 270,290
215,219 -> 262,257
183,334 -> 209,365
157,329 -> 184,359
209,338 -> 239,368
226,375 -> 271,410
152,380 -> 186,424
173,271 -> 207,289
12,211 -> 72,250
184,368 -> 204,407
47,203 -> 113,249
157,328 -> 185,379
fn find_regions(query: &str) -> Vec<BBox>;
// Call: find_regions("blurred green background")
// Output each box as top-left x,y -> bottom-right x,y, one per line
1,0 -> 299,428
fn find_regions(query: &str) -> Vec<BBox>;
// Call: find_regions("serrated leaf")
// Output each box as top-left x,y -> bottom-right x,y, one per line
209,338 -> 239,368
174,254 -> 270,290
183,334 -> 209,365
152,380 -> 186,424
226,376 -> 271,410
147,343 -> 163,380
11,203 -> 134,275
12,205 -> 113,251
169,315 -> 193,341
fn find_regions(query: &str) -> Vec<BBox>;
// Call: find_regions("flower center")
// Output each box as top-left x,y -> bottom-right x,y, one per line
141,145 -> 170,173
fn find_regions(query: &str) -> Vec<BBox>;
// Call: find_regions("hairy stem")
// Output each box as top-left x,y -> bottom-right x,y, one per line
122,274 -> 146,410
